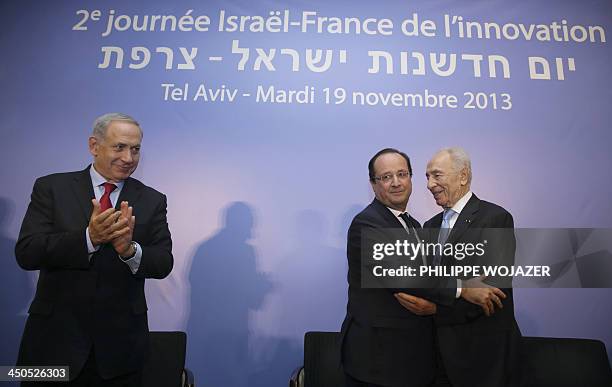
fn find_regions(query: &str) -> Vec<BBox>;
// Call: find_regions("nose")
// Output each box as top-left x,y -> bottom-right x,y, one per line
120,149 -> 133,163
426,176 -> 436,190
391,174 -> 401,186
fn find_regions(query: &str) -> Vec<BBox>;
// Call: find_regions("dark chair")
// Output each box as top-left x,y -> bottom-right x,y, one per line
289,332 -> 612,387
290,331 -> 345,387
142,331 -> 195,387
521,336 -> 612,387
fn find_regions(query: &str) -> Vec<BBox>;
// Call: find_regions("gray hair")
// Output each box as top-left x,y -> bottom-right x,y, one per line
92,113 -> 142,140
438,147 -> 472,184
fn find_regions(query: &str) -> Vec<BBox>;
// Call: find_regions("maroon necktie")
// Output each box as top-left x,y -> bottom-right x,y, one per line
100,182 -> 117,212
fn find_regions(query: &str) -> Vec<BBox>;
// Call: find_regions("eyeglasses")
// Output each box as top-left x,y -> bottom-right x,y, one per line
374,170 -> 412,183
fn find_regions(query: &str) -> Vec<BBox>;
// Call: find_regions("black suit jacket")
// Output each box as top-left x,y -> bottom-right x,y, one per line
341,198 -> 455,387
423,194 -> 521,387
15,166 -> 173,380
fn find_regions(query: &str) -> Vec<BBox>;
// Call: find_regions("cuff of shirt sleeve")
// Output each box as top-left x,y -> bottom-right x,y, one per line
86,227 -> 101,257
456,279 -> 462,298
120,242 -> 142,274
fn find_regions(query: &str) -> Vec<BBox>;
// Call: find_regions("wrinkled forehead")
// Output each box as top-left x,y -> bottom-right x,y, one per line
103,120 -> 143,143
426,152 -> 452,172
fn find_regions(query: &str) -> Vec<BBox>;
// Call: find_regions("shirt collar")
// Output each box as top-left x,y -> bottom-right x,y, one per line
449,190 -> 472,215
386,206 -> 409,219
89,164 -> 125,190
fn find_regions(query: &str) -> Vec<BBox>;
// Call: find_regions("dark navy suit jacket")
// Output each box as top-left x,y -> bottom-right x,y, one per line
15,166 -> 173,380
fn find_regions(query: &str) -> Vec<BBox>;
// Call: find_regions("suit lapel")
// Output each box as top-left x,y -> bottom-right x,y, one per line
372,198 -> 426,264
71,167 -> 95,224
426,213 -> 443,242
429,214 -> 443,229
116,177 -> 142,211
69,166 -> 143,228
371,198 -> 404,229
447,194 -> 480,244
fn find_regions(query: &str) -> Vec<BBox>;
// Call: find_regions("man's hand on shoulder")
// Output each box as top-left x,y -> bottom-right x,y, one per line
394,292 -> 437,316
460,275 -> 506,317
88,199 -> 130,246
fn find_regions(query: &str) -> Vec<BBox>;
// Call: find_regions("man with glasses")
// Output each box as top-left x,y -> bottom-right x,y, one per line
15,113 -> 173,386
395,147 -> 521,387
340,148 -> 504,387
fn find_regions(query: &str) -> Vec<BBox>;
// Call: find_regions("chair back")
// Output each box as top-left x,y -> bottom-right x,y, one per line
522,336 -> 612,387
303,331 -> 345,387
142,331 -> 188,387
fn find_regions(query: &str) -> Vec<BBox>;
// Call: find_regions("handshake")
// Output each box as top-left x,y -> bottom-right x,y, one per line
88,199 -> 136,258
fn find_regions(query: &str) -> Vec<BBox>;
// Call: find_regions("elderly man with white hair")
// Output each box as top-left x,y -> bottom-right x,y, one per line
396,147 -> 522,387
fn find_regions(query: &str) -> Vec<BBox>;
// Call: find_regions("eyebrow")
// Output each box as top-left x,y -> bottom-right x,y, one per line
113,142 -> 140,147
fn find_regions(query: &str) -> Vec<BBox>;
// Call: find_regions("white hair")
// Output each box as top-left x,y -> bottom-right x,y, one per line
438,147 -> 472,184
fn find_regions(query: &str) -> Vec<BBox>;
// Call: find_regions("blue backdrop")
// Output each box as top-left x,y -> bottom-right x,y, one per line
1,1 -> 611,386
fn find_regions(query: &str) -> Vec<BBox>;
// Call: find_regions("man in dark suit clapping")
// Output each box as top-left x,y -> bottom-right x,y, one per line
16,113 -> 173,386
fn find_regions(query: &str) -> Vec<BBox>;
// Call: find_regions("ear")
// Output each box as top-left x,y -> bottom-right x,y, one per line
88,136 -> 99,157
459,168 -> 469,186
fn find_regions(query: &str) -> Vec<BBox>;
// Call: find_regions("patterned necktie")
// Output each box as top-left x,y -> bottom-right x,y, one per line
434,208 -> 456,265
100,182 -> 117,212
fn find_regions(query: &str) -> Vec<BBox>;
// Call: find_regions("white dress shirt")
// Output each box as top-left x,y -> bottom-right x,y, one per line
445,191 -> 473,229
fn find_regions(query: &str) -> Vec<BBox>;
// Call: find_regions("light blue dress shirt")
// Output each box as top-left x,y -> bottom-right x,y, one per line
85,165 -> 142,274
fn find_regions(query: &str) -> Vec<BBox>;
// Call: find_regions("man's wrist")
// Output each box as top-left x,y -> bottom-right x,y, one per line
88,226 -> 98,246
86,227 -> 101,254
119,241 -> 137,259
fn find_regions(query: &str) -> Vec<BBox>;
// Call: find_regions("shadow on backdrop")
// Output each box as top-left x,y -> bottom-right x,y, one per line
0,197 -> 31,386
337,205 -> 364,243
187,202 -> 273,387
254,207 -> 363,385
275,209 -> 348,338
